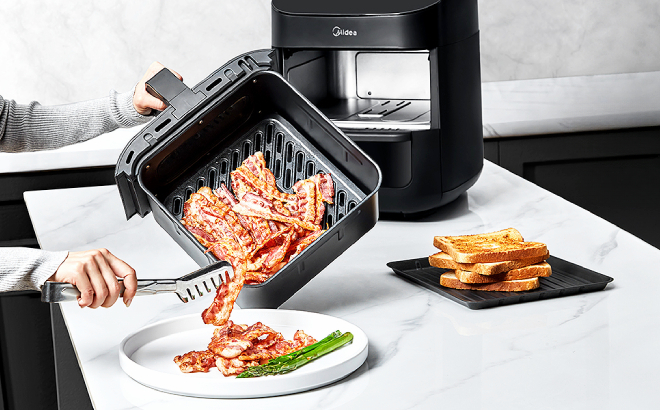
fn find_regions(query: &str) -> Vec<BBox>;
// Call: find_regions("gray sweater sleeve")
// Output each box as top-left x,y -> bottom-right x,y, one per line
0,248 -> 68,292
0,89 -> 151,152
0,89 -> 151,292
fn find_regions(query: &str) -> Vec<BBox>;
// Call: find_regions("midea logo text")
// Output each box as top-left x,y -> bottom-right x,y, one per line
333,26 -> 357,37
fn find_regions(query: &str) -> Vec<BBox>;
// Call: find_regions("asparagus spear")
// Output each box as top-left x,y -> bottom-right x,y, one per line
265,330 -> 342,366
237,331 -> 353,378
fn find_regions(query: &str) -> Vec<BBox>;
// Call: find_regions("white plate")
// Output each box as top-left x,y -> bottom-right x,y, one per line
119,309 -> 368,398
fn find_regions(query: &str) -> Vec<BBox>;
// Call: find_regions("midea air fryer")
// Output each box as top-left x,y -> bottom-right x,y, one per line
271,0 -> 483,216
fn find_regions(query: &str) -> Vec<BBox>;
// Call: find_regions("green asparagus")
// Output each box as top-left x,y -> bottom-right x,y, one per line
236,331 -> 353,378
265,330 -> 342,366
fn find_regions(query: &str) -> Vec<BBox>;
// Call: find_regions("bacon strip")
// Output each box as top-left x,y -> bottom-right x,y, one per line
173,350 -> 216,373
232,193 -> 319,231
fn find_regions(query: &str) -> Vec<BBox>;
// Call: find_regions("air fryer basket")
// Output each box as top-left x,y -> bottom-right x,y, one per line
116,50 -> 381,308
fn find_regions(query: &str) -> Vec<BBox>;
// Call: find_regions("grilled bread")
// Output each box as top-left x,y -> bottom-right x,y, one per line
429,251 -> 549,275
440,272 -> 540,292
454,261 -> 552,284
433,228 -> 547,263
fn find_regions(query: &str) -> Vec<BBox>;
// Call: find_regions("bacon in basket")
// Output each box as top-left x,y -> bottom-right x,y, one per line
180,151 -> 334,327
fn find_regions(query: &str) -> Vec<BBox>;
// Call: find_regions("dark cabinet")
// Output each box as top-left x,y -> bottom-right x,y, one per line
484,126 -> 660,249
0,166 -> 113,410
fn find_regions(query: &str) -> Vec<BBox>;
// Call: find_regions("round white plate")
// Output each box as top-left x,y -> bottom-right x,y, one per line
119,309 -> 368,398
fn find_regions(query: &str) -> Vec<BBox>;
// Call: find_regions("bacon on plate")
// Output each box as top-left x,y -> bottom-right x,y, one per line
174,320 -> 317,376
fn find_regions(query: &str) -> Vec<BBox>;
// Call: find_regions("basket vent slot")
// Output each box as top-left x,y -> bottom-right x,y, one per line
196,178 -> 205,191
348,200 -> 357,211
242,140 -> 252,160
276,132 -> 284,153
255,132 -> 263,152
338,191 -> 346,207
206,77 -> 224,92
295,152 -> 305,172
184,187 -> 193,200
155,118 -> 171,132
238,60 -> 252,73
274,159 -> 282,179
220,159 -> 228,175
172,197 -> 183,215
327,214 -> 334,228
231,151 -> 240,170
285,142 -> 294,163
264,150 -> 272,168
284,169 -> 293,189
246,56 -> 259,69
208,168 -> 217,189
266,123 -> 274,144
306,161 -> 315,177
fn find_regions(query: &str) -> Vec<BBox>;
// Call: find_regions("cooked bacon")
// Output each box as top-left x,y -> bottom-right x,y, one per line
181,153 -> 335,331
182,223 -> 216,248
207,321 -> 282,358
313,173 -> 335,204
216,357 -> 260,376
244,152 -> 277,188
176,318 -> 317,376
292,179 -> 317,225
285,230 -> 324,263
230,153 -> 297,203
245,271 -> 273,284
216,183 -> 273,246
185,189 -> 255,253
238,329 -> 317,361
233,192 -> 319,231
173,350 -> 216,373
293,330 -> 316,346
201,258 -> 245,326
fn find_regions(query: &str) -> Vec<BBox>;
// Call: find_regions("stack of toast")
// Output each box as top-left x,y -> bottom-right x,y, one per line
430,228 -> 551,291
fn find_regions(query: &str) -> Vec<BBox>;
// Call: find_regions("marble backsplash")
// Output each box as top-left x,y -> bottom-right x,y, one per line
479,0 -> 660,81
1,0 -> 658,106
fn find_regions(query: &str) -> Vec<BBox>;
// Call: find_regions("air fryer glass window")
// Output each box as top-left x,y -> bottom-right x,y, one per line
283,49 -> 432,130
356,52 -> 430,100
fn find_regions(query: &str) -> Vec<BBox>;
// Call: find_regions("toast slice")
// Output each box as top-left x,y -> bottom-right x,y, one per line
454,262 -> 552,284
429,251 -> 549,275
433,228 -> 547,263
440,272 -> 540,292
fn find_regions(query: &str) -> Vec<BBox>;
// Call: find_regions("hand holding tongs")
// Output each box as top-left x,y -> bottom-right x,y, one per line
41,261 -> 234,304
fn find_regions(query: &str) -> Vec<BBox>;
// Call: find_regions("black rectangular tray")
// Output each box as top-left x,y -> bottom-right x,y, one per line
387,255 -> 613,309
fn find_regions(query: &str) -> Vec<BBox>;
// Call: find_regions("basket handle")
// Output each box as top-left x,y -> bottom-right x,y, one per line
145,68 -> 204,119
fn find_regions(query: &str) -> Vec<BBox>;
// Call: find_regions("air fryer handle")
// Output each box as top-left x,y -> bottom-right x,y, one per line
145,68 -> 204,119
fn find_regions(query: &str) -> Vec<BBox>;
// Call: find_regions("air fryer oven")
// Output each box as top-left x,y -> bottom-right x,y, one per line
272,0 -> 484,216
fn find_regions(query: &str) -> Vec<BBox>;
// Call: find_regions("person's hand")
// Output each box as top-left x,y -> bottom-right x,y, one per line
132,61 -> 183,116
48,249 -> 138,309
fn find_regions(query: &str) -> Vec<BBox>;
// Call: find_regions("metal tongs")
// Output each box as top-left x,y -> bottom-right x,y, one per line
41,261 -> 234,303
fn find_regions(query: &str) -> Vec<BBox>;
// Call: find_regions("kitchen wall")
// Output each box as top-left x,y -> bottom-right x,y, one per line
1,0 -> 658,107
479,0 -> 660,81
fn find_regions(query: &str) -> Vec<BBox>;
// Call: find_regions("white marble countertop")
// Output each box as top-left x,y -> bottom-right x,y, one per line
4,71 -> 659,173
24,160 -> 660,409
482,71 -> 660,138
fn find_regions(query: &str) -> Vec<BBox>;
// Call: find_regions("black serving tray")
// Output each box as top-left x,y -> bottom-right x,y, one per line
387,256 -> 613,310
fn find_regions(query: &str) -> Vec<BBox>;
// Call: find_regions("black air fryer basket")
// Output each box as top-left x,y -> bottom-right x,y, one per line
115,50 -> 381,308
